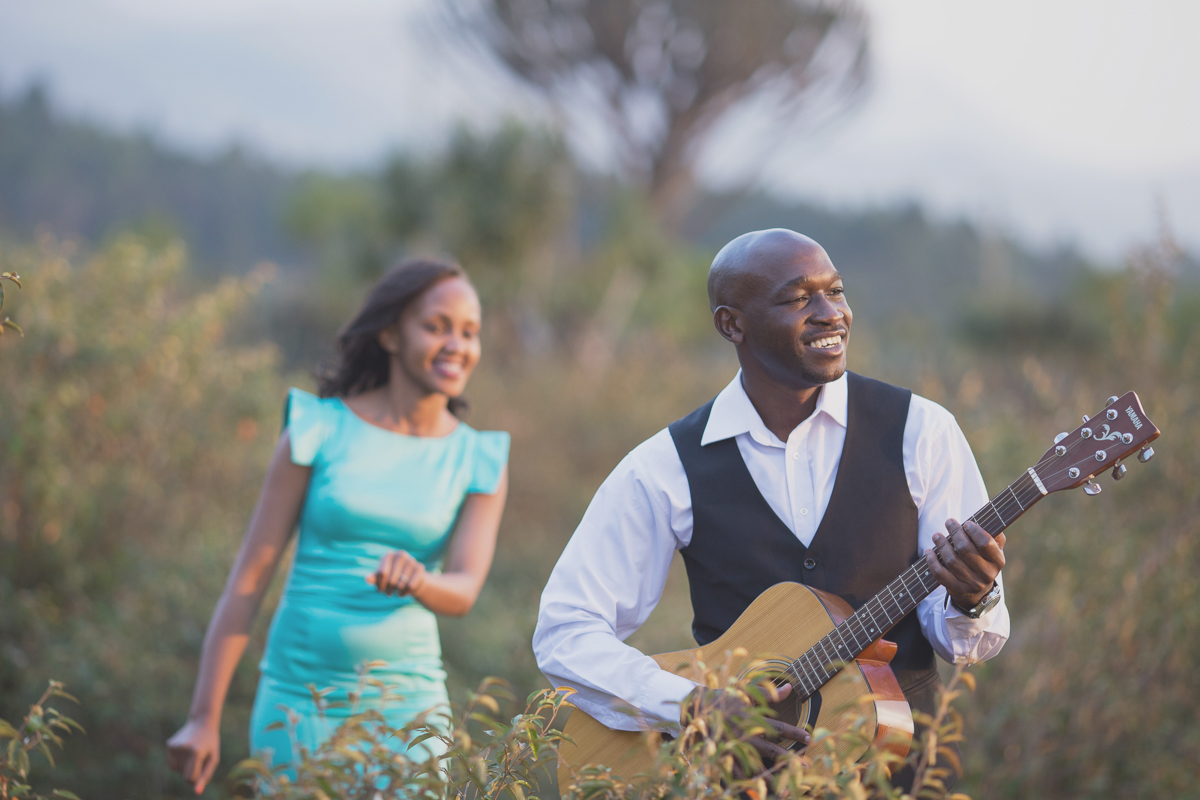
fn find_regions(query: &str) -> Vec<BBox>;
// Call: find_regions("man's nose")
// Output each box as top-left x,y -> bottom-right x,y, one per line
808,293 -> 844,324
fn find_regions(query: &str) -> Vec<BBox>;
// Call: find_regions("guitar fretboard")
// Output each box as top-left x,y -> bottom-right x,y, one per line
784,465 -> 1048,699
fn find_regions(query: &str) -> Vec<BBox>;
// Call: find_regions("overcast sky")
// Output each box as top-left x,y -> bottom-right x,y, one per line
1,0 -> 1197,258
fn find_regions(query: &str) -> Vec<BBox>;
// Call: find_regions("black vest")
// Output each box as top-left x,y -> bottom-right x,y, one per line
668,372 -> 939,707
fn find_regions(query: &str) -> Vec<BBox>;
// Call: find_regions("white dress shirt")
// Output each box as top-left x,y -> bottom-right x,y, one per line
533,372 -> 1010,731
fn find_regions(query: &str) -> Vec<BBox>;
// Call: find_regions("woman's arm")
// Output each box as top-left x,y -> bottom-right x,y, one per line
369,467 -> 508,616
166,432 -> 310,794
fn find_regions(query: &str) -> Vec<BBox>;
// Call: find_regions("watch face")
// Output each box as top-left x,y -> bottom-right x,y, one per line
974,585 -> 1001,617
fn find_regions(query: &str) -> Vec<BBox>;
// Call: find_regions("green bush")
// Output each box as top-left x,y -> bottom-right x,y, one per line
0,237 -> 286,797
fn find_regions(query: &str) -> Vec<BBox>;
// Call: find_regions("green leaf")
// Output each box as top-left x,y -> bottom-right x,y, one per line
53,790 -> 82,800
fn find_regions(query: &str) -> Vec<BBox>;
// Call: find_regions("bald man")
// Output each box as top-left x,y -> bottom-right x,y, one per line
534,230 -> 1009,784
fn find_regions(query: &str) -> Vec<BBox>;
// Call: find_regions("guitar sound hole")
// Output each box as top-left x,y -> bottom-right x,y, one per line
769,677 -> 821,752
738,661 -> 821,752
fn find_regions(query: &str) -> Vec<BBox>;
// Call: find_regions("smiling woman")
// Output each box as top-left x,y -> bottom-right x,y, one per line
166,258 -> 510,793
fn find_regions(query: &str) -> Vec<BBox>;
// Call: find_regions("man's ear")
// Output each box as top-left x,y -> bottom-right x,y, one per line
713,305 -> 746,344
377,323 -> 402,355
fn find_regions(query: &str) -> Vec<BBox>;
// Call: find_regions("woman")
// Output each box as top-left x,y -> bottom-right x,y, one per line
166,259 -> 509,794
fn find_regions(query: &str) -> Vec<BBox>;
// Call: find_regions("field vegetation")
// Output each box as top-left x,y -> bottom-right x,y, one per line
1,91 -> 1198,798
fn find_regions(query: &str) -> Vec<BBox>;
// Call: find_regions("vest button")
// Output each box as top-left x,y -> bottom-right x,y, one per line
803,557 -> 817,570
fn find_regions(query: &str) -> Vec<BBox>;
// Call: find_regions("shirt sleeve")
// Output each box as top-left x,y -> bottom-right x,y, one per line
532,432 -> 698,731
284,388 -> 331,468
468,430 -> 510,495
906,397 -> 1011,664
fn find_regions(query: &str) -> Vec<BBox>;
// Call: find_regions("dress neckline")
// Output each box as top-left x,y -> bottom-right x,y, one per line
335,397 -> 464,441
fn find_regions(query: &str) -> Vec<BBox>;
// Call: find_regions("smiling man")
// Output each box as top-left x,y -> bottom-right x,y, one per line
533,229 -> 1009,787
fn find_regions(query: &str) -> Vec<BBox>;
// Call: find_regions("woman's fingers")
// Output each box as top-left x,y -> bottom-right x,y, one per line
195,750 -> 218,794
391,556 -> 415,594
400,561 -> 426,596
367,551 -> 424,595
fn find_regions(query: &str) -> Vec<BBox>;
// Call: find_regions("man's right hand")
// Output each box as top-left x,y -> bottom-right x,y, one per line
166,718 -> 220,794
681,683 -> 812,766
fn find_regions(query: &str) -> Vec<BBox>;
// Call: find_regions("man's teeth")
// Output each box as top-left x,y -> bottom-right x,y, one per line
811,336 -> 841,349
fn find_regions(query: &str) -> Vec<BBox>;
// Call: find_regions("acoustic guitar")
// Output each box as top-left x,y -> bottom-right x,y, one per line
556,391 -> 1161,783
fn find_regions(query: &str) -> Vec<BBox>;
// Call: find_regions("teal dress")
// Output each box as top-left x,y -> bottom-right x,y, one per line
249,388 -> 509,768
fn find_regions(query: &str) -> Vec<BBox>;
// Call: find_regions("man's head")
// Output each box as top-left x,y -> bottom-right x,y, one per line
708,228 -> 851,389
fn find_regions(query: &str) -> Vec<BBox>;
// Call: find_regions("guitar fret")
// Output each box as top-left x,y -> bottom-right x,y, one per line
781,459 -> 1057,704
1003,484 -> 1022,510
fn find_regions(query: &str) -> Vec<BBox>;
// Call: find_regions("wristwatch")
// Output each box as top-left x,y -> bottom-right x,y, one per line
950,582 -> 1002,619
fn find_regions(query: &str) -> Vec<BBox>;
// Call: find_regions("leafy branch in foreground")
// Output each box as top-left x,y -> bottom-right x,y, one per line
0,681 -> 83,800
233,654 -> 976,800
0,271 -> 22,337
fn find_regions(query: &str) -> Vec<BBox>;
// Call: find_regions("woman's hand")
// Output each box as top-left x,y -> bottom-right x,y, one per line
366,549 -> 427,596
166,718 -> 221,794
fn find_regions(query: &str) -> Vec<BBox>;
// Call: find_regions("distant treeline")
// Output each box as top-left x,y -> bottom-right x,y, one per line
0,84 -> 1116,316
0,84 -> 301,275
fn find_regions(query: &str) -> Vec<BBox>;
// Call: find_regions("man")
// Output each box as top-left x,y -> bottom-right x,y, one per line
533,229 -> 1008,782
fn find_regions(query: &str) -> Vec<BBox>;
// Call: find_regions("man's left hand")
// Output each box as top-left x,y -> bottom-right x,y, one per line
925,518 -> 1005,609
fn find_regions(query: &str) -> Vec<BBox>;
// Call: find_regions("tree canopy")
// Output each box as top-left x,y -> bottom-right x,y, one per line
448,0 -> 870,225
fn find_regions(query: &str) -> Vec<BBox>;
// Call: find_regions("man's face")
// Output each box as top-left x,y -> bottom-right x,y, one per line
739,247 -> 852,388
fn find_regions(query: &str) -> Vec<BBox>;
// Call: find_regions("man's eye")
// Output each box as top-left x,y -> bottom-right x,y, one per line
829,288 -> 845,297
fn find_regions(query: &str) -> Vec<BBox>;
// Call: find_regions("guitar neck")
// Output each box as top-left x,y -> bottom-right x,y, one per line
785,466 -> 1048,698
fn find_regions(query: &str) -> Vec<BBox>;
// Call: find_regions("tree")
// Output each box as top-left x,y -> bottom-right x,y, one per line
447,0 -> 870,227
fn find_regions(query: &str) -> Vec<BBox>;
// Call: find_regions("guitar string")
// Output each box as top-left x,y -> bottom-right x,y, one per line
790,431 -> 1135,691
792,431 -> 1133,689
786,432 -> 1123,692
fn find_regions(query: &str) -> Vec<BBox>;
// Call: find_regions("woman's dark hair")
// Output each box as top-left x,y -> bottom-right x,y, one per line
318,258 -> 471,416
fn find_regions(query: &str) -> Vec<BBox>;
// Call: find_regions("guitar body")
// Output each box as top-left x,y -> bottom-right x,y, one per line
556,391 -> 1162,788
557,582 -> 914,786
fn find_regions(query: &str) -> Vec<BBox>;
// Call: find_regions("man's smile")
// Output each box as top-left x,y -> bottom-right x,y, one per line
803,331 -> 847,353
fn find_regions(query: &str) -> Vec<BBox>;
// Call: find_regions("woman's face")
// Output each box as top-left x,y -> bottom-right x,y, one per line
381,276 -> 482,399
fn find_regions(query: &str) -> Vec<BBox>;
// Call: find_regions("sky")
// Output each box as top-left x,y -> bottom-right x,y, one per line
1,0 -> 1197,259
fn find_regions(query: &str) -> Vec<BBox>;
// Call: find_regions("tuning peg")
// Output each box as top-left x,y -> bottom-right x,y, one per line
1138,447 -> 1155,463
1106,396 -> 1120,406
1054,432 -> 1069,444
1112,464 -> 1127,481
1083,480 -> 1102,496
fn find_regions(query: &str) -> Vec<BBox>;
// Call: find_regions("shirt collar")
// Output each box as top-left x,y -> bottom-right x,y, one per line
701,370 -> 849,447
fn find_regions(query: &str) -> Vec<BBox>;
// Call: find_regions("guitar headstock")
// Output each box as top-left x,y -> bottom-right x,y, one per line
1036,392 -> 1160,494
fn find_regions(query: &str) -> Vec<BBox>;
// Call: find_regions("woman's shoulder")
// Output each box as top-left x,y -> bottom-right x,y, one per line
457,423 -> 510,495
284,388 -> 345,466
456,423 -> 510,452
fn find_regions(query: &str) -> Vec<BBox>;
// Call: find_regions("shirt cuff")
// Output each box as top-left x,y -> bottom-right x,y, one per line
634,669 -> 700,729
942,588 -> 1003,632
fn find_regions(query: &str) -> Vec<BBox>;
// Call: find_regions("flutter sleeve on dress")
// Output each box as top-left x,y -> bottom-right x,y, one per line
283,388 -> 332,467
468,430 -> 510,495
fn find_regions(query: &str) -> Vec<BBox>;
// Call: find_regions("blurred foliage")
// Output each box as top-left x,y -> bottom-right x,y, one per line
0,270 -> 22,337
0,237 -> 286,797
230,656 -> 975,800
0,681 -> 82,800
